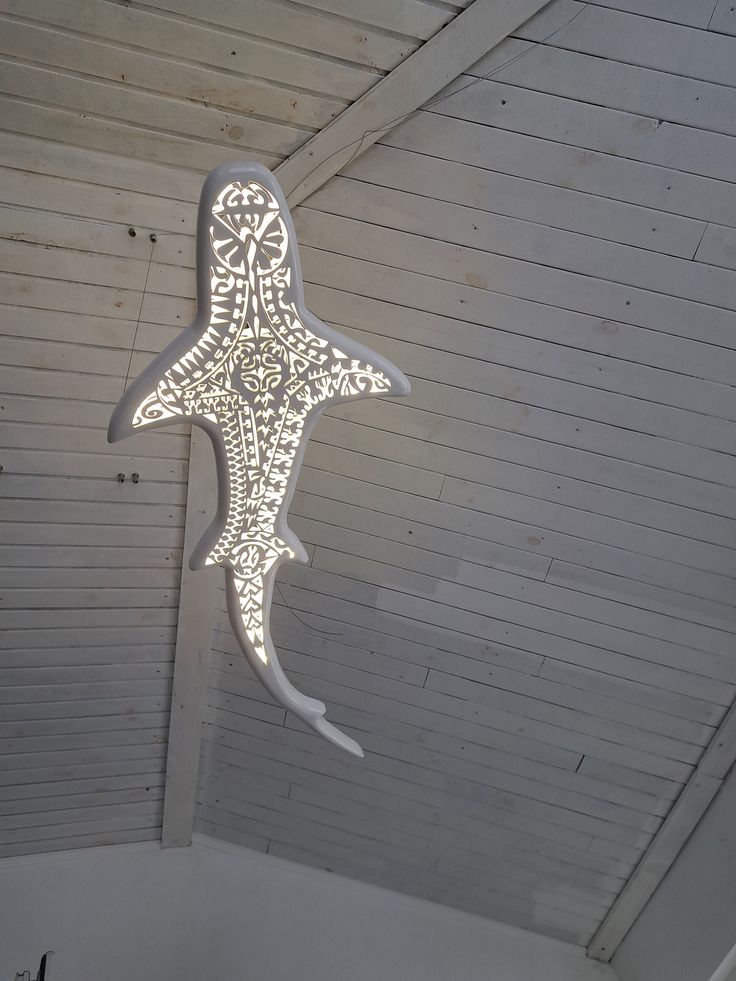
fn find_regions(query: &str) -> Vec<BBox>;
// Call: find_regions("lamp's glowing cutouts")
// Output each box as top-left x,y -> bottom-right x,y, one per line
109,163 -> 410,758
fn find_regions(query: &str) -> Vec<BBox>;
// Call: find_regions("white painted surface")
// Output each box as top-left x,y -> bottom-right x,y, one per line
613,763 -> 736,981
0,834 -> 618,981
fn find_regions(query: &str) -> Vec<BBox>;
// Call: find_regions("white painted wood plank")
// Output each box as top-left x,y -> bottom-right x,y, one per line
210,663 -> 583,774
297,467 -> 736,598
0,18 -> 343,131
205,774 -> 620,901
441,476 -> 736,578
205,818 -> 596,944
315,420 -> 736,562
710,0 -> 736,35
0,663 -> 172,688
214,619 -> 429,689
0,804 -> 164,845
211,676 -> 671,819
0,524 -> 183,550
309,526 -> 735,657
267,590 -> 547,680
274,590 -> 725,728
0,61 -> 310,156
327,395 -> 736,519
292,490 -> 552,583
308,420 -> 736,554
466,42 -> 736,139
203,784 -> 613,921
369,579 -> 736,699
0,0 -> 378,100
0,189 -> 193,253
305,274 -> 736,410
0,442 -> 187,481
0,546 -> 181,568
279,720 -> 665,837
276,0 -> 553,204
0,659 -> 172,687
587,772 -> 722,960
288,0 -> 457,40
159,430 -> 219,848
344,144 -> 706,258
0,98 -> 278,173
204,748 -> 637,880
433,75 -> 736,186
0,757 -> 166,789
545,561 -> 735,633
247,645 -> 698,781
422,669 -> 700,766
207,722 -> 596,852
295,210 -> 736,355
0,826 -> 161,858
385,110 -> 736,228
0,786 -> 164,820
144,0 -> 414,71
587,0 -> 715,28
0,131 -> 203,200
535,660 -> 723,729
518,2 -> 736,87
277,574 -> 734,705
0,473 -> 186,507
0,771 -> 165,802
209,715 -> 656,862
306,176 -> 736,311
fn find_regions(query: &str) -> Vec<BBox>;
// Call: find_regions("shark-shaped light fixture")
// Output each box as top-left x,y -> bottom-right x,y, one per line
109,163 -> 410,758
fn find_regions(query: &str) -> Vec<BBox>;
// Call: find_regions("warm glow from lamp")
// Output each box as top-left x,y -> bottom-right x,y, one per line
108,162 -> 410,758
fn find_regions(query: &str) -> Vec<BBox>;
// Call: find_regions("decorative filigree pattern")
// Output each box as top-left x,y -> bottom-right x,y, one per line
109,163 -> 410,757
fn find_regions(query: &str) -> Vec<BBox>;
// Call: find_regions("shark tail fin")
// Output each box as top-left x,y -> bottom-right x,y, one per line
225,568 -> 364,758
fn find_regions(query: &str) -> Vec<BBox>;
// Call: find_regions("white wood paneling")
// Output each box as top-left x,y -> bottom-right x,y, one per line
0,0 -> 442,856
4,0 -> 736,957
195,0 -> 736,952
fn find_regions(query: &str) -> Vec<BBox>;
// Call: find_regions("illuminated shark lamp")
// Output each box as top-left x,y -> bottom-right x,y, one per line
108,163 -> 410,758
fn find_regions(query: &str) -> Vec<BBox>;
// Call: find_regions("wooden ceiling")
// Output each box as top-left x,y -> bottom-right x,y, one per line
1,0 -> 736,960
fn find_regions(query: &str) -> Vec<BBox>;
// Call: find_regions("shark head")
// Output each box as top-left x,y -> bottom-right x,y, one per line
210,179 -> 291,279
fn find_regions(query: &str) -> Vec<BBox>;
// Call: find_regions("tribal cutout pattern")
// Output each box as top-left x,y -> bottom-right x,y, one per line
109,163 -> 410,758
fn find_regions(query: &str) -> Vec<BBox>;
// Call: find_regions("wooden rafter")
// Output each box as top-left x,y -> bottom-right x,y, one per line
588,702 -> 736,961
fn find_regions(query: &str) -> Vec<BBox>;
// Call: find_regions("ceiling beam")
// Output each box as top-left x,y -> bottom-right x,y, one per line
588,701 -> 736,961
160,0 -> 553,849
275,0 -> 553,207
161,429 -> 219,848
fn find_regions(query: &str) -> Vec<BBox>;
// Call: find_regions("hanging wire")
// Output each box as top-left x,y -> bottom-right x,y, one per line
122,236 -> 156,395
276,582 -> 344,636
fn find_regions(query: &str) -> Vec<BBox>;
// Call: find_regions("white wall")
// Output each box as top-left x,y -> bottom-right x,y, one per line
2,833 -> 617,981
614,764 -> 736,981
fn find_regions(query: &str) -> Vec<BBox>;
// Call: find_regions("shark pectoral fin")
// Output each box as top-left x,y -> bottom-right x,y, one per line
382,361 -> 411,398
